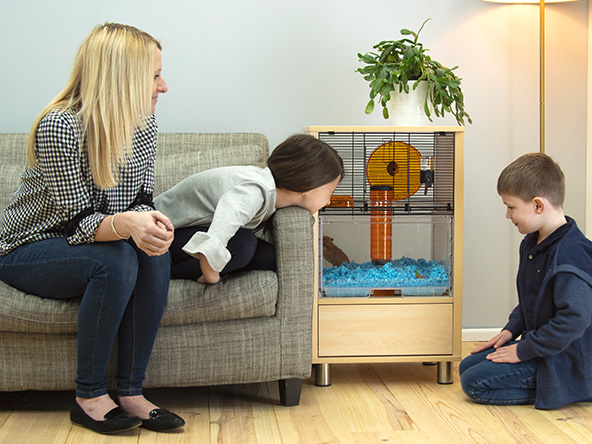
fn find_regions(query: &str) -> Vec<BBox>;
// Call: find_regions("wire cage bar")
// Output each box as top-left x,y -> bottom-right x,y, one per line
318,130 -> 455,216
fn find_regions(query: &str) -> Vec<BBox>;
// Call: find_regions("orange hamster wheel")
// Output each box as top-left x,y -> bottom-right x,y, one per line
366,141 -> 421,201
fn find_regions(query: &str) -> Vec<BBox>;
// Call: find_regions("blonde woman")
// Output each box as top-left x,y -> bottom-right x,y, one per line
0,23 -> 184,434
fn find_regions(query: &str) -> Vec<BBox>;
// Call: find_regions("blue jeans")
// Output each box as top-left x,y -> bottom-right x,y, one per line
0,237 -> 170,398
459,342 -> 538,405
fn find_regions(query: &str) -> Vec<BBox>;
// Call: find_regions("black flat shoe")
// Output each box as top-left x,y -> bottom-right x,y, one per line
70,401 -> 142,434
141,408 -> 185,432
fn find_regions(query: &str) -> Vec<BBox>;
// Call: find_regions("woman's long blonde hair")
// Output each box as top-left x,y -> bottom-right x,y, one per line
27,23 -> 161,188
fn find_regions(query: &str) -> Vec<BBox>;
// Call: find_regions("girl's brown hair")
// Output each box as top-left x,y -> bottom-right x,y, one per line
267,134 -> 344,192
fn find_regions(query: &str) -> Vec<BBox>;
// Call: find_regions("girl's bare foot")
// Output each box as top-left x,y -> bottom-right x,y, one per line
198,254 -> 220,284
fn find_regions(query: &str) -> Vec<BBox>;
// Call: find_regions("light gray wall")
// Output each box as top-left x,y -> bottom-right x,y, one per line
0,0 -> 588,329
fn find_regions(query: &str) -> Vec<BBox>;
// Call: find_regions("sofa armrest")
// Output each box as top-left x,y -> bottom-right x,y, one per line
271,206 -> 315,377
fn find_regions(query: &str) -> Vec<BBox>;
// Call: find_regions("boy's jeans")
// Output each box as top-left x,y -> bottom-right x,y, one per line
0,237 -> 170,398
459,342 -> 537,405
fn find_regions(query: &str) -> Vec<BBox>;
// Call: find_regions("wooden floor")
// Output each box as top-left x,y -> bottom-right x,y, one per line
2,342 -> 592,443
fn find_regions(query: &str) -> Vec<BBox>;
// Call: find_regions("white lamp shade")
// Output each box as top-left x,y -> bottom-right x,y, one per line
482,0 -> 580,3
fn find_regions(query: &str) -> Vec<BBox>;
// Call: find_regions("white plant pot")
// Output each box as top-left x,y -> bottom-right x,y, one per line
388,81 -> 432,126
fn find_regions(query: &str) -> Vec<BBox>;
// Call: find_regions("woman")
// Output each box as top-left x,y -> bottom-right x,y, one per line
0,23 -> 184,434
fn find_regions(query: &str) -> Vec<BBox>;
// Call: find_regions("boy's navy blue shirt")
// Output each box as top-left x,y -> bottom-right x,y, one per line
504,216 -> 592,409
515,221 -> 571,335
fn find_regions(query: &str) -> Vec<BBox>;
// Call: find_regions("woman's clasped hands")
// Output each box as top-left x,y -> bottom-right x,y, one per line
111,211 -> 174,256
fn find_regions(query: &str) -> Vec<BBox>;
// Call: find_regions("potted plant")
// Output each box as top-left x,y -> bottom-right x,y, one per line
357,18 -> 472,126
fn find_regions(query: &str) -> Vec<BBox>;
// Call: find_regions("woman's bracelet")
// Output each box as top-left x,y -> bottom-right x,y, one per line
111,213 -> 130,240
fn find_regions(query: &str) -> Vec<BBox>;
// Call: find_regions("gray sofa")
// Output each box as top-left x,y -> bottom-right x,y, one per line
0,132 -> 314,406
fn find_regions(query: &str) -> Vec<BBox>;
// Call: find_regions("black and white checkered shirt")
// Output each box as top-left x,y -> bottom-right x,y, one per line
0,109 -> 158,255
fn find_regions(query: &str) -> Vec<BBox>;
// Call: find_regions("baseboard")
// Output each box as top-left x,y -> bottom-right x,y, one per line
462,328 -> 501,342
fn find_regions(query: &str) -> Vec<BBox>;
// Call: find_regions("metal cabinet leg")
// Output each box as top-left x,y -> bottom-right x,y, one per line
437,361 -> 453,384
314,363 -> 332,386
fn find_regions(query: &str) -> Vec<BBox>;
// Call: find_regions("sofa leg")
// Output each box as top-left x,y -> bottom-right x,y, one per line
278,378 -> 303,406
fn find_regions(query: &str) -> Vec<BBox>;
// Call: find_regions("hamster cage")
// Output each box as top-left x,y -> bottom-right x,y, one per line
315,129 -> 456,297
305,126 -> 464,386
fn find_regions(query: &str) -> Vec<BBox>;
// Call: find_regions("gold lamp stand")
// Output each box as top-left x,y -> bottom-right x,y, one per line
482,0 -> 582,154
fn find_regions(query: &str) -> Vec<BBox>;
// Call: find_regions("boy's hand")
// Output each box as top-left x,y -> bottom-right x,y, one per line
471,329 -> 513,354
486,343 -> 520,363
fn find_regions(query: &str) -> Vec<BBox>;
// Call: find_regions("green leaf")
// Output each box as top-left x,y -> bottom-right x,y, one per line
381,84 -> 393,98
417,18 -> 431,35
382,106 -> 389,119
403,47 -> 419,61
365,100 -> 375,114
369,79 -> 382,90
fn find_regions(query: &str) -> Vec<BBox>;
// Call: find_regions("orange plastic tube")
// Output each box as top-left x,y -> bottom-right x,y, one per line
370,186 -> 393,265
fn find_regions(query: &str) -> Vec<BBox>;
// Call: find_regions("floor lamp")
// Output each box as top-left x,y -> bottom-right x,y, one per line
481,0 -> 582,154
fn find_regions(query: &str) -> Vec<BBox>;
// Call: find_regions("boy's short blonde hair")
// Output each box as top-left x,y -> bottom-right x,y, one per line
497,153 -> 565,207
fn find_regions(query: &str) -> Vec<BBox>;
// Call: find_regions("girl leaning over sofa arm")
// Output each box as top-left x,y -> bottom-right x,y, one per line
155,134 -> 345,285
0,23 -> 185,434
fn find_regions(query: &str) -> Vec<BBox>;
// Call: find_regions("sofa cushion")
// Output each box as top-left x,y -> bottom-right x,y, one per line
161,270 -> 278,327
0,270 -> 278,334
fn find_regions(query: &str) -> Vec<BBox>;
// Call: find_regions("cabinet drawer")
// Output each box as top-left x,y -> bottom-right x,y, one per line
318,304 -> 453,357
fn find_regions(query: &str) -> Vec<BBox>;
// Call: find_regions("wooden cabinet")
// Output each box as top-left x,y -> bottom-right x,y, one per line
318,303 -> 453,357
306,126 -> 464,385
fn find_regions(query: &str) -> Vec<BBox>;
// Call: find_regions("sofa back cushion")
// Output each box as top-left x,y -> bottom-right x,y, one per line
0,132 -> 269,214
154,132 -> 269,196
0,134 -> 28,216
